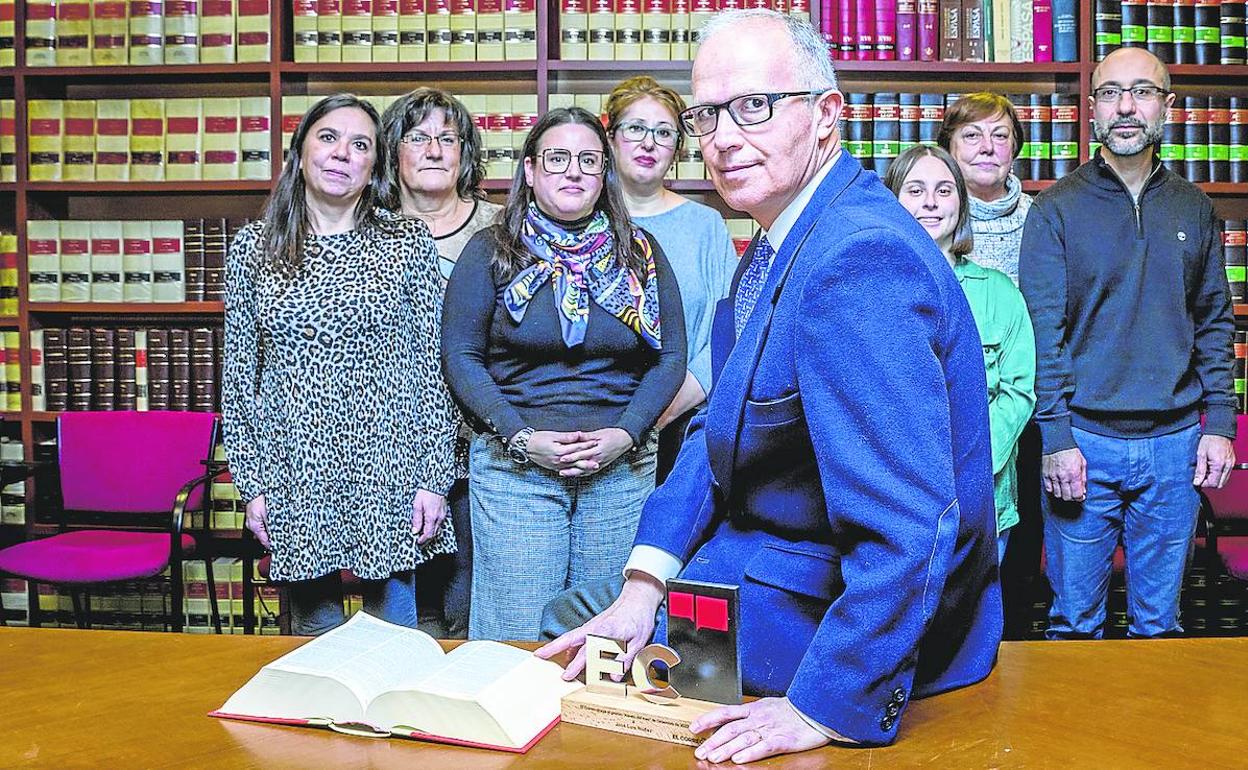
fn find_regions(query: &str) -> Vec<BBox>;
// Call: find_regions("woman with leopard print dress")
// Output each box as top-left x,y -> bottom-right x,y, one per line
223,93 -> 460,636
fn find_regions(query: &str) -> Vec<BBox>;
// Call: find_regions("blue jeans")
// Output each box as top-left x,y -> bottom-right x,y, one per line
1043,424 -> 1201,639
467,433 -> 657,642
286,570 -> 418,636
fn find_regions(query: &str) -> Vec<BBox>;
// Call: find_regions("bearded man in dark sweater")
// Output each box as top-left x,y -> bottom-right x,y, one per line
1020,46 -> 1237,639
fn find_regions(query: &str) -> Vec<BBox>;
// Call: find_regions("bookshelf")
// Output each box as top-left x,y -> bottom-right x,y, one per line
3,1 -> 1248,632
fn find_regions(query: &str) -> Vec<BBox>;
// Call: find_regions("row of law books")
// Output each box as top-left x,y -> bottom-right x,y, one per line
290,0 -> 538,62
27,98 -> 271,182
1223,218 -> 1247,302
184,557 -> 282,635
30,325 -> 225,413
23,0 -> 272,67
2,100 -> 14,182
557,0 -> 810,62
820,0 -> 1078,63
0,234 -> 17,317
1158,96 -> 1248,184
839,92 -> 1079,180
26,218 -> 246,304
1095,0 -> 1247,64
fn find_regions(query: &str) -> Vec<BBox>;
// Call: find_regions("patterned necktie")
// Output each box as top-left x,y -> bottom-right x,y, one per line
734,233 -> 775,338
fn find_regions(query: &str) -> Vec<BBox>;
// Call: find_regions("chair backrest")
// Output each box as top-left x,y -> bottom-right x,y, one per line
1203,413 -> 1248,521
58,411 -> 219,513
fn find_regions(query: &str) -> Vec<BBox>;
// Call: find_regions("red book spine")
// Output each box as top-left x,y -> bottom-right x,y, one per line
874,0 -> 895,58
838,0 -> 855,58
897,0 -> 916,59
854,0 -> 874,59
821,0 -> 836,51
918,0 -> 938,60
1033,0 -> 1053,61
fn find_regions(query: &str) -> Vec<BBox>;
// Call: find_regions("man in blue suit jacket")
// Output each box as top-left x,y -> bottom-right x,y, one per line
537,9 -> 1001,761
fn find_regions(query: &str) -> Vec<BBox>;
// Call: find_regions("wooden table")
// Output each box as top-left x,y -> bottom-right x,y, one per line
2,628 -> 1246,768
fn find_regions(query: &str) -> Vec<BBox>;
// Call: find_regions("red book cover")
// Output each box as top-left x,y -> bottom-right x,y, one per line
838,0 -> 855,59
897,0 -> 916,59
1033,0 -> 1053,61
918,0 -> 937,60
820,0 -> 836,50
874,0 -> 895,58
854,0 -> 875,59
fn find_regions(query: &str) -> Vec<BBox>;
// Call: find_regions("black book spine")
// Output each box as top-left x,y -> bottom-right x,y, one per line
212,326 -> 224,412
1225,219 -> 1247,304
873,93 -> 900,177
1195,0 -> 1221,64
67,327 -> 92,412
1161,101 -> 1187,174
1173,0 -> 1196,62
146,329 -> 170,411
1185,96 -> 1211,183
190,327 -> 216,412
1210,96 -> 1232,182
169,328 -> 192,411
899,93 -> 920,153
1050,93 -> 1079,179
1011,95 -> 1031,181
1122,0 -> 1150,47
1237,328 -> 1248,414
43,328 -> 68,413
90,328 -> 117,411
1231,97 -> 1248,184
1095,0 -> 1123,59
1222,2 -> 1246,64
1147,0 -> 1176,62
844,93 -> 874,165
183,219 -> 205,303
1029,93 -> 1052,182
116,328 -> 137,411
918,93 -> 944,145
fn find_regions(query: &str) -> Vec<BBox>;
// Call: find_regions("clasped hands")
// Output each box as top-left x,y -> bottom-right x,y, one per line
524,427 -> 634,478
534,575 -> 831,764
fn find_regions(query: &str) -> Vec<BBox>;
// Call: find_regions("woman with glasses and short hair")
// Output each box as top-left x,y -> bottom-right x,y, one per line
604,76 -> 737,483
442,106 -> 686,641
378,88 -> 500,639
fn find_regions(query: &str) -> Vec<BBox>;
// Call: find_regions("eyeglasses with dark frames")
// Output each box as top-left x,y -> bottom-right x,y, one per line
614,121 -> 680,148
678,90 -> 830,137
538,148 -> 607,175
1091,84 -> 1169,104
401,131 -> 461,148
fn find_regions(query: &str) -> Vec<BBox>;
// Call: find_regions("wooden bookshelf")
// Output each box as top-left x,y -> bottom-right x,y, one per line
26,302 -> 225,314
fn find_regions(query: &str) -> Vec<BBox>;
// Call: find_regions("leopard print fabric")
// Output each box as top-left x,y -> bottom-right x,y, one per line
222,209 -> 460,581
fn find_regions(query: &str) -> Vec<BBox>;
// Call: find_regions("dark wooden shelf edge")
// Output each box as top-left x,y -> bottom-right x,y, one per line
282,60 -> 538,75
0,184 -> 15,193
28,302 -> 224,314
20,63 -> 273,78
26,181 -> 272,192
1201,183 -> 1248,195
1235,304 -> 1248,317
1168,65 -> 1248,77
547,60 -> 1082,74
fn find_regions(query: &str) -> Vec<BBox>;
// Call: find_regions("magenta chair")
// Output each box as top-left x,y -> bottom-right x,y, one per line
1199,414 -> 1248,631
0,411 -> 224,632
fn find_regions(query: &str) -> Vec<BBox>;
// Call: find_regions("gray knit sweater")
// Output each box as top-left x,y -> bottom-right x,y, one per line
968,174 -> 1032,286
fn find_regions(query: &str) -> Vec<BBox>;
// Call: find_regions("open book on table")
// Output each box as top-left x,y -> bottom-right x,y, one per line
211,611 -> 582,752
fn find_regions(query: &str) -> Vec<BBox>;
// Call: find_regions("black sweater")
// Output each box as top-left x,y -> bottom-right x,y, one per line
441,225 -> 686,446
1019,152 -> 1237,453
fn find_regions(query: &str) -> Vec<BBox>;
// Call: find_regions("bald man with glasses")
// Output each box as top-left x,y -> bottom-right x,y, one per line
536,9 -> 1002,761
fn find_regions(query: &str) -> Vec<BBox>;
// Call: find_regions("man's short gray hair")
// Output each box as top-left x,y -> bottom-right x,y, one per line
699,9 -> 838,92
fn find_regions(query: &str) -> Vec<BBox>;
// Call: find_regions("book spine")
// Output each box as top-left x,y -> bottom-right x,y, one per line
1094,0 -> 1122,59
239,96 -> 271,181
146,328 -> 170,410
116,328 -> 137,410
0,232 -> 16,317
56,0 -> 92,66
90,220 -> 124,302
837,0 -> 854,58
1050,93 -> 1078,178
165,98 -> 203,181
1210,96 -> 1231,183
1028,93 -> 1051,179
63,100 -> 96,182
122,220 -> 154,302
316,0 -> 342,61
127,0 -> 163,64
397,0 -> 425,60
854,0 -> 874,59
292,0 -> 318,60
129,98 -> 166,182
59,221 -> 92,303
1222,1 -> 1246,64
586,0 -> 610,58
1032,0 -> 1051,61
135,328 -> 149,410
874,0 -> 894,58
1146,0 -> 1175,62
202,97 -> 241,180
67,327 -> 92,411
281,95 -> 308,163
92,0 -> 130,65
1052,0 -> 1076,60
0,99 -> 14,183
843,93 -> 873,164
191,327 -> 216,411
236,0 -> 270,61
27,100 -> 64,182
449,0 -> 476,61
560,0 -> 588,58
1161,100 -> 1186,173
1231,96 -> 1248,183
200,0 -> 235,62
502,0 -> 536,58
26,220 -> 62,302
991,0 -> 1011,59
899,92 -> 920,153
183,218 -> 205,301
425,0 -> 451,59
1173,0 -> 1195,61
1185,95 -> 1211,183
0,0 -> 16,67
169,328 -> 191,411
44,328 -> 69,412
1013,96 -> 1032,180
163,0 -> 199,63
25,0 -> 58,66
918,93 -> 944,143
641,0 -> 670,60
204,218 -> 228,302
3,331 -> 18,412
1194,0 -> 1220,65
152,219 -> 186,302
940,0 -> 961,59
90,327 -> 117,410
963,0 -> 984,61
95,99 -> 131,182
1225,219 -> 1247,306
341,0 -> 373,61
478,0 -> 504,59
872,92 -> 899,176
1009,0 -> 1032,60
1122,0 -> 1147,46
897,0 -> 917,59
616,0 -> 641,59
30,329 -> 46,412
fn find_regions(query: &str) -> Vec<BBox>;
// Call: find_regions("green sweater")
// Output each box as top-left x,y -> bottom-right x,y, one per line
954,257 -> 1036,533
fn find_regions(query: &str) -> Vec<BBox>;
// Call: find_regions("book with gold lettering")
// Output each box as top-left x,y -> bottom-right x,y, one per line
163,0 -> 200,63
211,611 -> 580,752
239,96 -> 270,180
122,220 -> 154,303
90,220 -> 124,303
92,0 -> 130,64
427,0 -> 452,59
0,0 -> 14,66
59,221 -> 93,303
341,0 -> 373,60
0,232 -> 17,317
477,0 -> 504,59
398,0 -> 426,59
95,99 -> 131,182
57,0 -> 93,65
151,219 -> 186,302
448,0 -> 476,59
316,0 -> 343,61
63,100 -> 97,182
25,0 -> 58,65
200,0 -> 236,62
503,0 -> 535,58
128,0 -> 165,64
0,100 -> 14,183
166,98 -> 203,181
202,97 -> 240,180
27,100 -> 64,182
372,0 -> 399,59
26,220 -> 62,303
280,95 -> 309,162
236,0 -> 270,60
292,0 -> 319,60
129,98 -> 166,181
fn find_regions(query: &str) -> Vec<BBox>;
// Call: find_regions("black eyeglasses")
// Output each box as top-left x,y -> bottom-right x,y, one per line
538,148 -> 606,175
678,90 -> 829,137
1092,84 -> 1169,104
614,121 -> 680,148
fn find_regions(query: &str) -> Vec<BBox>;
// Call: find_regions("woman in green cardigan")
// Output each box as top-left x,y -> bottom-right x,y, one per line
885,144 -> 1036,562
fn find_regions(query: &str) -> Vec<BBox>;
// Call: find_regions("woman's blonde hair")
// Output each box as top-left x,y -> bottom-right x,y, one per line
604,76 -> 688,151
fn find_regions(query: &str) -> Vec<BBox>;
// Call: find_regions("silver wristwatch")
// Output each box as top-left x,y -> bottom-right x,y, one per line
507,427 -> 536,464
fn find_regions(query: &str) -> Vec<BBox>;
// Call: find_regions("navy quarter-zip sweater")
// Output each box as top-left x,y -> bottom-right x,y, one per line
1019,151 -> 1237,454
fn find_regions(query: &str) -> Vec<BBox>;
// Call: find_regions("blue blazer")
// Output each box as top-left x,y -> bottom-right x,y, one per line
636,152 -> 1002,745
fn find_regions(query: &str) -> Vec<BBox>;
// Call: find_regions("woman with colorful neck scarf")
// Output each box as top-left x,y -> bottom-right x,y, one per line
442,107 -> 686,641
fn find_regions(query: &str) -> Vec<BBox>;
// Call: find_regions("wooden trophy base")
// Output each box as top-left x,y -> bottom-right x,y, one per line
560,688 -> 722,746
